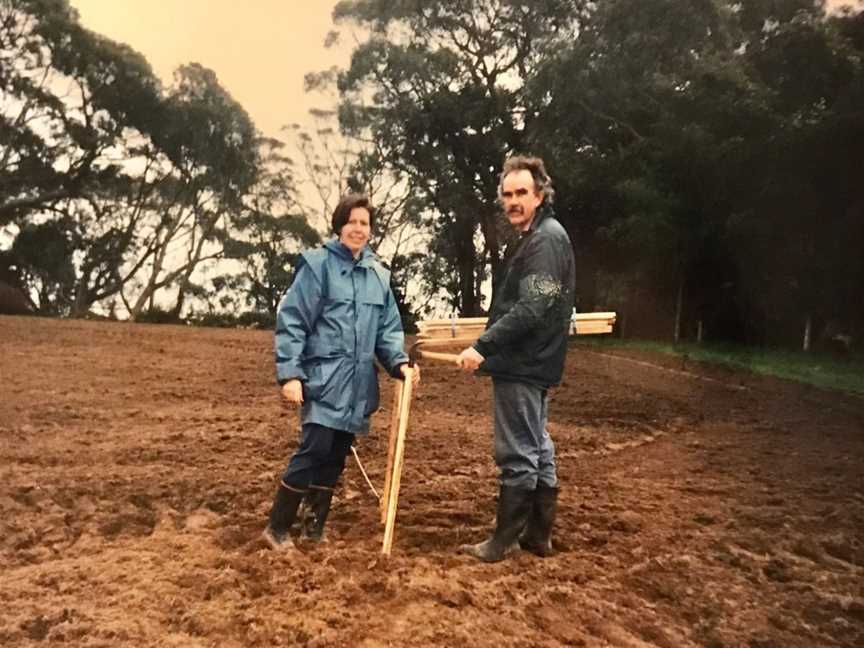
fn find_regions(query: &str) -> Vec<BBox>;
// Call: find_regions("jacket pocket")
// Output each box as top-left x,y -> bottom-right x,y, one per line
362,363 -> 380,416
305,333 -> 345,358
303,356 -> 344,403
358,287 -> 385,355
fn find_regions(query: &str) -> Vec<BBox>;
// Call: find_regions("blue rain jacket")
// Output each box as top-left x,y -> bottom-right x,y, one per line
274,239 -> 408,434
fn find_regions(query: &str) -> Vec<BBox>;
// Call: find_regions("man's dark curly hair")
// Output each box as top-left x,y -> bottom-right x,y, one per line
498,155 -> 555,204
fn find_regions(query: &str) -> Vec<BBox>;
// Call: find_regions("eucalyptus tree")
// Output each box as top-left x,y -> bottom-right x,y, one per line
0,0 -> 163,226
1,1 -> 262,319
524,0 -> 754,340
0,219 -> 74,313
331,0 -> 585,315
728,2 -> 864,347
123,62 -> 259,320
523,0 -> 864,346
216,136 -> 320,317
0,0 -> 168,315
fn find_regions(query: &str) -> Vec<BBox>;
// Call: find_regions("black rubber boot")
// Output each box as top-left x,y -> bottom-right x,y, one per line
262,483 -> 306,551
301,485 -> 334,543
459,485 -> 534,563
519,485 -> 558,557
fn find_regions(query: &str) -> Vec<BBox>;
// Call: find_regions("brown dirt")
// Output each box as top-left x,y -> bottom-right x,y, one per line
2,315 -> 863,647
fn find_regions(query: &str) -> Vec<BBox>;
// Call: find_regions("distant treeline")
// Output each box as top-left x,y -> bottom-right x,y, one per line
2,1 -> 863,352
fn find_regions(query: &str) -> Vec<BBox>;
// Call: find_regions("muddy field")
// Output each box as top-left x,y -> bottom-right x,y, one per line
1,315 -> 863,647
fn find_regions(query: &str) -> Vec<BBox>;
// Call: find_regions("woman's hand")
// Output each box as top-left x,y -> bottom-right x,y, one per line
281,379 -> 304,404
398,363 -> 421,387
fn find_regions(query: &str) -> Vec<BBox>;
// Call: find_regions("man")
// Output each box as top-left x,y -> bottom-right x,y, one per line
457,155 -> 575,563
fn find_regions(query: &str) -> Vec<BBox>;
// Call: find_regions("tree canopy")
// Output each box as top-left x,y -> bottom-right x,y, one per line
2,0 -> 862,351
327,0 -> 864,346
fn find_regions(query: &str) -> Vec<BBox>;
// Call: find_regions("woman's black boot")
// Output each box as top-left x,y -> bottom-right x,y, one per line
262,483 -> 306,551
301,484 -> 335,542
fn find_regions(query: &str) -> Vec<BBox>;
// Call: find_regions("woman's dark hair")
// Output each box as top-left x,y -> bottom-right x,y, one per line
331,193 -> 376,234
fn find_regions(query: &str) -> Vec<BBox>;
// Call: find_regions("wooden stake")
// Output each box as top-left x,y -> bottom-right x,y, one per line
574,312 -> 617,322
417,316 -> 488,327
381,367 -> 413,556
415,312 -> 618,339
413,336 -> 479,347
380,382 -> 403,524
415,349 -> 460,364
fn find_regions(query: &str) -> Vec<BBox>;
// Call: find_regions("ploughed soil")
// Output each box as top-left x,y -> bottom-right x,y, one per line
2,315 -> 863,647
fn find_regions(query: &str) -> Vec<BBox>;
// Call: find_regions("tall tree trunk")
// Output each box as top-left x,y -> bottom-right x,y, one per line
70,279 -> 90,318
474,250 -> 486,313
673,274 -> 684,344
455,216 -> 480,316
130,211 -> 214,320
129,248 -> 167,320
803,314 -> 812,352
478,208 -> 501,286
458,254 -> 479,316
171,282 -> 187,319
171,268 -> 196,319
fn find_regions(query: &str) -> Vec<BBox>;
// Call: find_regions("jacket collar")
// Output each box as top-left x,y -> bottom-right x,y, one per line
325,238 -> 376,267
525,203 -> 553,235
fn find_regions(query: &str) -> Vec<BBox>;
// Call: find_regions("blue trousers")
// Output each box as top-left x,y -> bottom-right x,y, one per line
492,379 -> 558,490
281,423 -> 354,488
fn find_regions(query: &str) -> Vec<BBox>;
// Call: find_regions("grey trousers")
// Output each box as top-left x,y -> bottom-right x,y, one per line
492,378 -> 558,490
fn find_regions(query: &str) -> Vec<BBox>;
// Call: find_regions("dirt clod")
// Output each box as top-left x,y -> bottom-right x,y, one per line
2,316 -> 863,647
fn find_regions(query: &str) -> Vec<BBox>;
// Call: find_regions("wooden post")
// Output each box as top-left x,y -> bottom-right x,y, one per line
417,316 -> 488,326
380,382 -> 403,524
382,367 -> 414,556
416,350 -> 460,364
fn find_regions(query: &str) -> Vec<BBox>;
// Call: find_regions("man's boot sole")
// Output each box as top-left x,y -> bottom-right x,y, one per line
458,540 -> 519,563
519,540 -> 555,557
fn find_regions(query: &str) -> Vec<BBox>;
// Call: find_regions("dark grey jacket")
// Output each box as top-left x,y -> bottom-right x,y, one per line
473,207 -> 575,388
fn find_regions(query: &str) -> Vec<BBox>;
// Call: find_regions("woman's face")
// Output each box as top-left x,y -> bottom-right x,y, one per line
339,206 -> 371,257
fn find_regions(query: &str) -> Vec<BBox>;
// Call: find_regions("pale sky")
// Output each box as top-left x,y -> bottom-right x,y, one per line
69,0 -> 350,138
69,1 -> 861,142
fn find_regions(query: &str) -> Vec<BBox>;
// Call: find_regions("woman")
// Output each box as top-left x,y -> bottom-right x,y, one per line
263,193 -> 420,551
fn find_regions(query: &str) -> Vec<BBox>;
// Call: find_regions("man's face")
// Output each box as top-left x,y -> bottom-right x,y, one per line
339,206 -> 371,257
500,169 -> 543,232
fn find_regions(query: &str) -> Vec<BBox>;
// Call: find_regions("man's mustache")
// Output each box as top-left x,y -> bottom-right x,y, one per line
507,206 -> 523,215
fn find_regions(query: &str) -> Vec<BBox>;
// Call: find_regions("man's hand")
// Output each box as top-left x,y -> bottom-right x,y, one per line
398,363 -> 421,387
281,379 -> 304,404
457,347 -> 484,372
